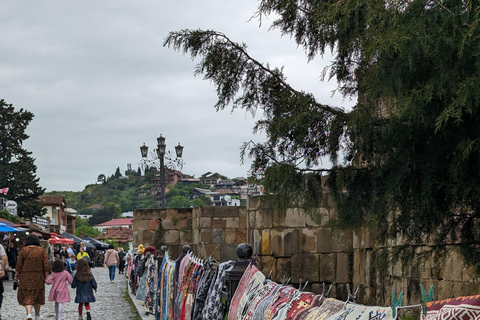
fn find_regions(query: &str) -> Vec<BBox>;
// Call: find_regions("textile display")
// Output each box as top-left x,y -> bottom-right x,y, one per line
293,294 -> 326,320
426,295 -> 480,320
145,257 -> 159,316
252,283 -> 282,320
228,264 -> 266,320
192,259 -> 215,320
272,291 -> 318,320
201,260 -> 235,320
264,285 -> 299,320
328,303 -> 394,320
243,281 -> 280,320
300,298 -> 345,320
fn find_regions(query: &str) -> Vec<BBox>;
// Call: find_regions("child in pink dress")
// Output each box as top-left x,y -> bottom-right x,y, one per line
46,259 -> 74,320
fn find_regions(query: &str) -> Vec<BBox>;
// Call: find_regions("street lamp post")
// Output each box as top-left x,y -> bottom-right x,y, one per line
140,134 -> 184,208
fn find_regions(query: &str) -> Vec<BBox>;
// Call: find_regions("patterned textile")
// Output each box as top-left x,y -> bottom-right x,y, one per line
264,286 -> 298,320
432,304 -> 480,320
175,254 -> 191,319
292,294 -> 325,320
136,265 -> 148,303
144,257 -> 158,316
329,303 -> 394,320
252,284 -> 282,320
300,298 -> 344,320
244,281 -> 280,320
192,259 -> 215,320
426,295 -> 480,320
202,260 -> 235,320
272,292 -> 318,320
228,264 -> 266,320
235,265 -> 266,320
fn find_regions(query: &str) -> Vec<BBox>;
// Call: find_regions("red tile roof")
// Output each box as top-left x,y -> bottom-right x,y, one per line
94,218 -> 133,227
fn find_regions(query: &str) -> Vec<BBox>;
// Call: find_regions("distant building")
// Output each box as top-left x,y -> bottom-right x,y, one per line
200,172 -> 222,188
94,218 -> 133,233
95,227 -> 132,247
191,188 -> 240,206
240,184 -> 264,200
121,211 -> 133,218
39,196 -> 75,234
215,179 -> 235,190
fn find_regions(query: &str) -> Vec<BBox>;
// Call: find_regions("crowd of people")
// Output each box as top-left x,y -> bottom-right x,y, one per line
0,234 -> 127,320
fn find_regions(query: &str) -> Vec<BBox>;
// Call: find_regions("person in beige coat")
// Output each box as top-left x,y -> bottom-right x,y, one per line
103,244 -> 119,283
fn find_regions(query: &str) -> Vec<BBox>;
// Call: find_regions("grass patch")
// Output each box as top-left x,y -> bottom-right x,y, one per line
124,282 -> 142,320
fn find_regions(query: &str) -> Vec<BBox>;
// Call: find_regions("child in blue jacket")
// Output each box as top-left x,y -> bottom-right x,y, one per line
72,258 -> 97,320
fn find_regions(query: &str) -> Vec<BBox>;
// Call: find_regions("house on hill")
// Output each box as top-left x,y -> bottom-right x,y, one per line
93,218 -> 133,233
39,196 -> 76,234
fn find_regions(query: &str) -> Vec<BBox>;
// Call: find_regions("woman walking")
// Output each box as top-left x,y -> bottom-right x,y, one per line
103,244 -> 119,283
45,259 -> 73,320
72,258 -> 97,320
117,247 -> 126,275
15,234 -> 49,320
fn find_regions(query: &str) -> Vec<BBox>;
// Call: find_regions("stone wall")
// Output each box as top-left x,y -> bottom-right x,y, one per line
133,206 -> 247,262
134,197 -> 480,306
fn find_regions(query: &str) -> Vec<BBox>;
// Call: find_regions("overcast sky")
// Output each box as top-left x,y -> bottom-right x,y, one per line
0,1 -> 355,192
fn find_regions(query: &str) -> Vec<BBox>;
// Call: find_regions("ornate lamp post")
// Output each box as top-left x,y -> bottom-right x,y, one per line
140,134 -> 184,208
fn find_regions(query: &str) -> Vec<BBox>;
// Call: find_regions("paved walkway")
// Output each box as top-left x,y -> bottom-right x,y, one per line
1,267 -> 142,320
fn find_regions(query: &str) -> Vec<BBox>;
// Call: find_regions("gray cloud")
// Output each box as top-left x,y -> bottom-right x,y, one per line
1,1 -> 355,191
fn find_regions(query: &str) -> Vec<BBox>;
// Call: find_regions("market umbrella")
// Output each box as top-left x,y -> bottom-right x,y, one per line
0,222 -> 22,232
49,233 -> 74,245
81,236 -> 109,249
61,232 -> 95,248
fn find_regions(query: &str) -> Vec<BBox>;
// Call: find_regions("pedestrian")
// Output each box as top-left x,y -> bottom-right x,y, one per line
15,234 -> 49,320
103,244 -> 119,283
72,258 -> 97,320
0,237 -> 7,320
118,247 -> 126,275
66,244 -> 75,257
77,247 -> 89,261
45,259 -> 73,320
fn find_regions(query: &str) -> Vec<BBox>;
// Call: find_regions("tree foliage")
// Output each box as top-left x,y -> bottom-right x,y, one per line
0,100 -> 45,219
164,1 -> 480,269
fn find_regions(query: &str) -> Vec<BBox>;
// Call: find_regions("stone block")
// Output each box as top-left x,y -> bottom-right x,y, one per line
317,228 -> 332,253
248,211 -> 256,229
336,253 -> 351,283
162,219 -> 176,230
180,230 -> 193,243
149,219 -> 160,230
262,229 -> 272,255
319,253 -> 336,283
212,229 -> 224,244
353,230 -> 360,249
213,206 -> 240,218
299,228 -> 317,253
142,230 -> 155,247
284,229 -> 299,256
200,229 -> 212,243
134,209 -> 161,220
272,209 -> 286,227
248,196 -> 261,210
443,249 -> 464,282
220,244 -> 238,261
253,229 -> 262,255
353,249 -> 365,284
291,253 -> 319,283
260,255 -> 277,279
202,207 -> 214,217
334,283 -> 349,301
271,229 -> 284,257
285,208 -> 306,228
239,216 -> 248,229
211,218 -> 226,229
332,229 -> 353,252
305,210 -> 322,227
255,209 -> 273,229
275,258 -> 291,282
200,217 -> 211,229
164,230 -> 180,244
239,208 -> 247,217
138,219 -> 151,232
224,229 -> 237,244
176,218 -> 188,229
226,217 -> 240,229
236,229 -> 247,244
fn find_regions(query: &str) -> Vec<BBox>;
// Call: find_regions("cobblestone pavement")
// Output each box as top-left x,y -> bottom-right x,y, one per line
0,267 -> 141,320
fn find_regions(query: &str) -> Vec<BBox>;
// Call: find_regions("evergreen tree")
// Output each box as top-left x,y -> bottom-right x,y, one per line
0,100 -> 45,219
165,1 -> 480,269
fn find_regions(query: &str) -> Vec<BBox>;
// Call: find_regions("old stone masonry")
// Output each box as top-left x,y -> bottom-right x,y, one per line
1,267 -> 139,320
